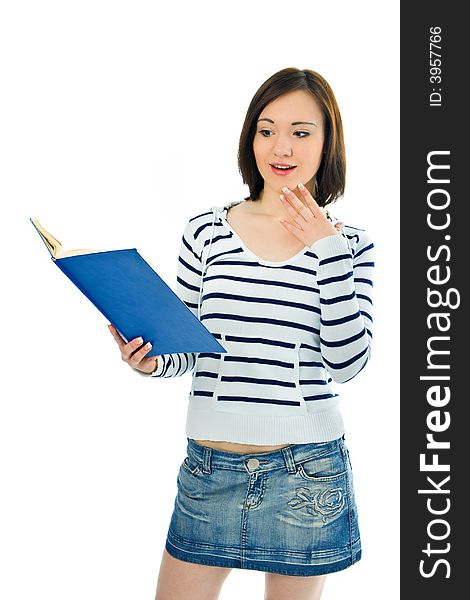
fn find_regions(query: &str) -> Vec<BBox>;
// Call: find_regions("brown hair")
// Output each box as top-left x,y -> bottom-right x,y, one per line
237,67 -> 346,207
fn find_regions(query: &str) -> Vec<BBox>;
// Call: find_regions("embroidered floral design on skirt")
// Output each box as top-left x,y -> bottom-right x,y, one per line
287,487 -> 346,522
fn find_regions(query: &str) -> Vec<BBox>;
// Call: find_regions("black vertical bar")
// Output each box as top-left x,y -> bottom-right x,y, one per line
401,3 -> 466,597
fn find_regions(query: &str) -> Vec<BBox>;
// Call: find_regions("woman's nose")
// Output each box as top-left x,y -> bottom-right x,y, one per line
273,136 -> 293,157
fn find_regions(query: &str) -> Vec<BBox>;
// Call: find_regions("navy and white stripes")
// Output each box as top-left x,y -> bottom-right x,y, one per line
150,201 -> 375,444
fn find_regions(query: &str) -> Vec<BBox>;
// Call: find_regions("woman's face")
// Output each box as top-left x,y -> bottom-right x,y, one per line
252,89 -> 325,196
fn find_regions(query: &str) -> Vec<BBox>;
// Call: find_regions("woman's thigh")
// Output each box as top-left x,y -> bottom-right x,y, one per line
264,572 -> 327,600
155,548 -> 232,600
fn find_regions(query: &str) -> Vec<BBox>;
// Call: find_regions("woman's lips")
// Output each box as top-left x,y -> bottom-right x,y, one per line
269,164 -> 297,176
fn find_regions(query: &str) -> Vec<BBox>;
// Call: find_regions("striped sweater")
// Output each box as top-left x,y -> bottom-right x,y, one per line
150,199 -> 375,444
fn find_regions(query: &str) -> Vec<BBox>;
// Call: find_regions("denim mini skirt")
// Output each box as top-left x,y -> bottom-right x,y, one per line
165,435 -> 361,577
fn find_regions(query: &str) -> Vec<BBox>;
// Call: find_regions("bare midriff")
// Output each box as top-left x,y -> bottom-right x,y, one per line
191,439 -> 290,454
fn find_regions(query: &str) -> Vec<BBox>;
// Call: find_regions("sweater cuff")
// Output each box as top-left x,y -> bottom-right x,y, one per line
150,354 -> 166,377
310,232 -> 351,259
134,355 -> 165,377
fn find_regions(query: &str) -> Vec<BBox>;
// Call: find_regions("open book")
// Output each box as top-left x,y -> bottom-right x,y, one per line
30,218 -> 226,357
30,218 -> 109,259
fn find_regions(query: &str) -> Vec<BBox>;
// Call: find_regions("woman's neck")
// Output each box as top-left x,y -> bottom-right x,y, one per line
253,180 -> 314,218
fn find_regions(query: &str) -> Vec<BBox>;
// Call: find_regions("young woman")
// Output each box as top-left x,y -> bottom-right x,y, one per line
109,67 -> 375,600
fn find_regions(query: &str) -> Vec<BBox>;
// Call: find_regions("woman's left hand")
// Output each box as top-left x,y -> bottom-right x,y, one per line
279,183 -> 343,247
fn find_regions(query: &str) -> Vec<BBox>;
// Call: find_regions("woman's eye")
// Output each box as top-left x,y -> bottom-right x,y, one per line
258,129 -> 310,138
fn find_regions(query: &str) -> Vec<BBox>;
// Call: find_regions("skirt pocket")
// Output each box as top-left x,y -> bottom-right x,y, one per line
289,442 -> 349,527
177,449 -> 210,502
181,450 -> 202,475
296,440 -> 347,482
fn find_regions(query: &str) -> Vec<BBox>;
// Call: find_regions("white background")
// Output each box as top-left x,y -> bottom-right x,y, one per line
0,1 -> 399,598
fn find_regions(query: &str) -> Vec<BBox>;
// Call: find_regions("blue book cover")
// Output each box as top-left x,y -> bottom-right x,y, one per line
30,218 -> 226,357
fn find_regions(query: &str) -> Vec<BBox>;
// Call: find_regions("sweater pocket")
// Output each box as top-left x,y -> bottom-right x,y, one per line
211,332 -> 308,417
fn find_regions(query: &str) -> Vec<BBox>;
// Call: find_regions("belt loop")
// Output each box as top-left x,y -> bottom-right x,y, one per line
281,445 -> 297,474
201,446 -> 212,474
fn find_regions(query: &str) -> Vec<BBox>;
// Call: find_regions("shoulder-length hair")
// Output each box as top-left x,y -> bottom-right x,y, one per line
237,67 -> 346,207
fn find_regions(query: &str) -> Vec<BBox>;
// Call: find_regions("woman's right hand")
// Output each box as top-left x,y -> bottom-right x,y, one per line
107,323 -> 158,374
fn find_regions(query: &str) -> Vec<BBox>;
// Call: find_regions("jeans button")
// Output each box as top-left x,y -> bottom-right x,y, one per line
247,458 -> 260,471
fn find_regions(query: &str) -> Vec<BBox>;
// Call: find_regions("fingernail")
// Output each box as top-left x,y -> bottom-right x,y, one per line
279,194 -> 285,201
136,337 -> 143,344
146,342 -> 152,348
298,182 -> 305,190
282,186 -> 289,194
